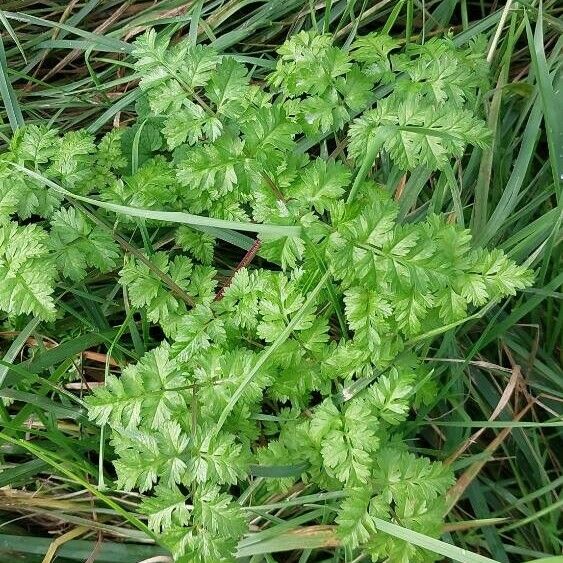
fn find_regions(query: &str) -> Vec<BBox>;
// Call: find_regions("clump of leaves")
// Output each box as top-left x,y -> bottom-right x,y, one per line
0,29 -> 533,562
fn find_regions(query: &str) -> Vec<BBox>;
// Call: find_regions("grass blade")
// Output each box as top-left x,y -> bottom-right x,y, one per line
0,35 -> 24,131
372,517 -> 500,563
11,164 -> 302,237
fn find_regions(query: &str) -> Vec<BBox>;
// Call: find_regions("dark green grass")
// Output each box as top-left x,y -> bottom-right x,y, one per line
0,1 -> 561,562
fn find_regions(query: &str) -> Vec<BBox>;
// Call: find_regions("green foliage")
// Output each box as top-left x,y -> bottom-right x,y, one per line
50,207 -> 119,282
119,252 -> 192,326
348,34 -> 491,171
0,222 -> 56,320
1,27 -> 535,563
309,397 -> 380,484
348,98 -> 490,170
87,344 -> 190,430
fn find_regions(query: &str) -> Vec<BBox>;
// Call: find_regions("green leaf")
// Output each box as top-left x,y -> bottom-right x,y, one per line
349,95 -> 490,171
119,252 -> 192,325
140,484 -> 191,533
373,448 -> 454,505
170,304 -> 226,362
86,344 -> 190,430
288,159 -> 351,214
310,398 -> 379,484
257,273 -> 316,342
337,487 -> 388,548
50,207 -> 120,281
205,57 -> 250,117
112,421 -> 189,492
367,369 -> 414,425
0,222 -> 56,319
195,484 -> 247,537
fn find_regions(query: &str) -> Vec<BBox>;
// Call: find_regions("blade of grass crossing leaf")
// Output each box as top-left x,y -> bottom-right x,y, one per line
237,524 -> 339,557
12,164 -> 302,237
210,271 -> 330,440
347,137 -> 384,203
372,517 -> 501,563
196,225 -> 254,250
246,491 -> 347,511
399,167 -> 432,219
302,230 -> 348,337
237,509 -> 331,552
131,118 -> 147,176
444,163 -> 465,226
249,462 -> 309,478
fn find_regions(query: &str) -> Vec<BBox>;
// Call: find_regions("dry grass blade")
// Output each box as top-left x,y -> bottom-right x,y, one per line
446,401 -> 536,513
445,363 -> 523,464
42,526 -> 88,563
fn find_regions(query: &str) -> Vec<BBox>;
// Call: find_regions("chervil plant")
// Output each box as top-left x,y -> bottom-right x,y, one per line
0,29 -> 533,562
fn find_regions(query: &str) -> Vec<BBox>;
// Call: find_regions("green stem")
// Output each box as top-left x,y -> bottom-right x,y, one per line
347,137 -> 383,204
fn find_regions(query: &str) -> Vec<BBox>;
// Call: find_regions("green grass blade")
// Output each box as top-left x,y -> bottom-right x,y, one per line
11,164 -> 302,237
3,11 -> 131,54
525,8 -> 562,189
210,271 -> 330,439
478,99 -> 543,246
0,317 -> 40,388
372,517 -> 501,563
0,534 -> 168,562
0,35 -> 24,131
0,10 -> 26,63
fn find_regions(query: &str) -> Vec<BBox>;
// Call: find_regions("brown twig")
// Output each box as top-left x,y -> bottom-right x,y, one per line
214,239 -> 262,301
